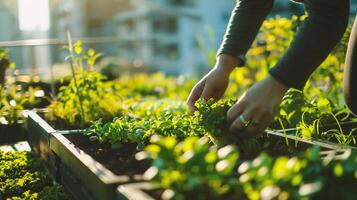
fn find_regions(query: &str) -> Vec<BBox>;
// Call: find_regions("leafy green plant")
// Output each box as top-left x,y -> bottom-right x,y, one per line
0,151 -> 69,200
85,98 -> 273,157
193,98 -> 236,144
0,49 -> 14,85
137,136 -> 242,200
114,73 -> 195,100
275,89 -> 357,146
141,136 -> 357,200
85,98 -> 241,148
0,83 -> 41,125
85,99 -> 199,148
46,41 -> 122,129
238,147 -> 357,200
0,49 -> 43,126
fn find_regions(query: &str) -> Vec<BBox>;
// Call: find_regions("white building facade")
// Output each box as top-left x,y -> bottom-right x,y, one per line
115,0 -> 236,75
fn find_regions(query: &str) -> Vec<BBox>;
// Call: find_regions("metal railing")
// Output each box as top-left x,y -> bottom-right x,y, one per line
0,36 -> 121,48
0,36 -> 155,94
0,36 -> 122,95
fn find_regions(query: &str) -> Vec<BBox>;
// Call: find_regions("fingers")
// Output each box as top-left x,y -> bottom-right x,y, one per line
227,97 -> 246,124
228,106 -> 254,133
244,111 -> 265,134
228,102 -> 274,136
187,80 -> 206,111
200,81 -> 223,101
200,83 -> 211,101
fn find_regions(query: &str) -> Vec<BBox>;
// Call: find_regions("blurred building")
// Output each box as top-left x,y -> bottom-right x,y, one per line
0,1 -> 20,42
115,0 -> 235,75
0,0 -> 51,73
0,1 -> 22,68
51,0 -> 87,39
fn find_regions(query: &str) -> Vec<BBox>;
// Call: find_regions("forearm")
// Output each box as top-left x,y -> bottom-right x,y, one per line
269,0 -> 350,89
217,0 -> 274,66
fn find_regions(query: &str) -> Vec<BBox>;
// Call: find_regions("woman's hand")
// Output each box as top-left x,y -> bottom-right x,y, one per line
227,73 -> 289,135
187,54 -> 239,111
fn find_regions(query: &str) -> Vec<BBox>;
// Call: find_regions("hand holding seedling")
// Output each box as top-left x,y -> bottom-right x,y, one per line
187,54 -> 238,111
226,73 -> 288,134
187,54 -> 288,135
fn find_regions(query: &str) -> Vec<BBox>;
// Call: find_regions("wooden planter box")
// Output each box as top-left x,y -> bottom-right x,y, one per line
50,132 -> 144,200
25,111 -> 145,200
117,182 -> 157,200
24,110 -> 60,177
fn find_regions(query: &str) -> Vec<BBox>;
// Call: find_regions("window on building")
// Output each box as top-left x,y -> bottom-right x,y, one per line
166,43 -> 179,59
153,41 -> 162,56
167,17 -> 177,33
151,16 -> 178,33
125,19 -> 135,32
152,18 -> 161,30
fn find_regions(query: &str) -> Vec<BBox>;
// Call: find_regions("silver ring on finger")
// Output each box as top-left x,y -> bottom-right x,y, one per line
239,115 -> 250,127
251,120 -> 260,127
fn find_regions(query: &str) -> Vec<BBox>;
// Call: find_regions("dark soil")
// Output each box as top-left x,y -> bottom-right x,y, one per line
66,134 -> 149,176
232,133 -> 310,161
64,132 -> 311,177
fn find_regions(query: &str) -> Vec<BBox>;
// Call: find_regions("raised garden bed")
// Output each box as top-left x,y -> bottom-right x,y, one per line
117,182 -> 157,200
25,110 -> 148,200
52,130 -> 345,200
18,111 -> 293,198
50,132 -> 147,200
25,109 -> 350,200
24,110 -> 59,176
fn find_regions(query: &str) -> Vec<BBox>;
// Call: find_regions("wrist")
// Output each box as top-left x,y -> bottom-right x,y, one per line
215,54 -> 239,74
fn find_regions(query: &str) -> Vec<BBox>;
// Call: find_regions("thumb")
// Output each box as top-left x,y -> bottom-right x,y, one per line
187,81 -> 205,110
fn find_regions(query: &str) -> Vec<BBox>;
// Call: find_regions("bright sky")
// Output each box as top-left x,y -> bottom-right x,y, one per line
18,0 -> 50,31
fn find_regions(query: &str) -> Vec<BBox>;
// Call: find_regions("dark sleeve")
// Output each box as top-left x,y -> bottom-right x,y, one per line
269,0 -> 350,89
217,0 -> 274,66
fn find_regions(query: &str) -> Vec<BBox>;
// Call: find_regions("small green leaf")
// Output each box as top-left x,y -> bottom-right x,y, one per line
333,163 -> 343,177
88,48 -> 95,56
